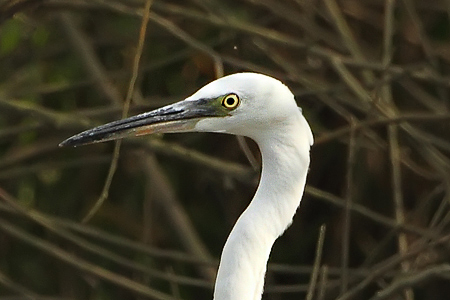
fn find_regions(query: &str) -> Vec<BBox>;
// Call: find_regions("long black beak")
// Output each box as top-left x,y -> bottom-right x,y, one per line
60,99 -> 220,147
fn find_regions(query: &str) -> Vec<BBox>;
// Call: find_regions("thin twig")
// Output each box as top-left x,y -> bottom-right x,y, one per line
0,218 -> 177,300
336,234 -> 450,300
305,186 -> 435,238
317,265 -> 329,300
59,13 -> 123,106
236,136 -> 260,171
82,0 -> 154,223
306,224 -> 327,300
369,264 -> 450,300
389,125 -> 414,300
0,187 -> 212,289
141,154 -> 216,281
324,0 -> 375,85
0,269 -> 39,299
341,118 -> 357,294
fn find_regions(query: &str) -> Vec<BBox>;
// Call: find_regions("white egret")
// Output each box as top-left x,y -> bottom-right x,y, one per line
60,73 -> 314,300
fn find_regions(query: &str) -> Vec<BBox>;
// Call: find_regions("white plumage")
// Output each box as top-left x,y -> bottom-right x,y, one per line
61,73 -> 313,300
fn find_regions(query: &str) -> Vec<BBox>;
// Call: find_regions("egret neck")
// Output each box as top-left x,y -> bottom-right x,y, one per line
213,110 -> 312,300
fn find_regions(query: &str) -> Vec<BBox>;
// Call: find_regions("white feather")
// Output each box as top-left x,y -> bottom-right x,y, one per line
193,73 -> 313,300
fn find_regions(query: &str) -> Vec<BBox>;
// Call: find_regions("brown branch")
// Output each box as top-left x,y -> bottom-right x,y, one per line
369,264 -> 450,300
59,12 -> 123,106
82,0 -> 153,223
0,218 -> 178,300
306,224 -> 327,300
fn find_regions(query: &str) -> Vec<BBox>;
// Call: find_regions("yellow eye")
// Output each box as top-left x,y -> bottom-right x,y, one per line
222,94 -> 240,110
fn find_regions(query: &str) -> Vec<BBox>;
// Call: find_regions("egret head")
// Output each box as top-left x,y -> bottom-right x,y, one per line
60,73 -> 303,147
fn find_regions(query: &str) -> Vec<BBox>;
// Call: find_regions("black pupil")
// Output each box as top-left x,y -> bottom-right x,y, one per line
226,97 -> 235,106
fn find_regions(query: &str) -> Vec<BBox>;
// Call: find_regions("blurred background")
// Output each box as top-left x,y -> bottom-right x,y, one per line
1,0 -> 450,299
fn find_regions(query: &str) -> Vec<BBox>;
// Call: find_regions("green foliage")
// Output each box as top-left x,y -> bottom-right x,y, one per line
31,25 -> 49,48
0,19 -> 23,56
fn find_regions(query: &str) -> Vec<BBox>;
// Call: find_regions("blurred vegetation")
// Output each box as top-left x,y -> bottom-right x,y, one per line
1,0 -> 450,299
